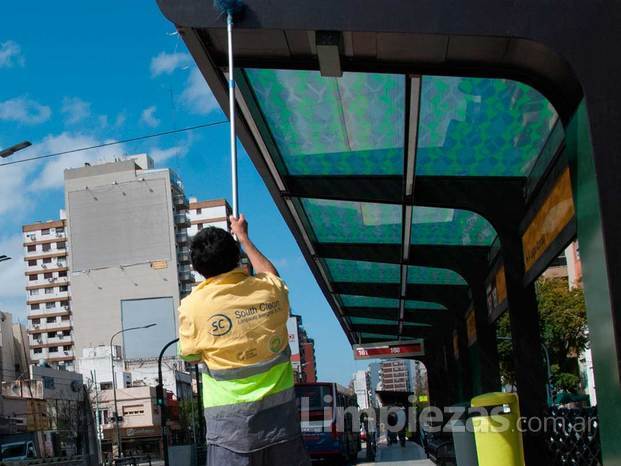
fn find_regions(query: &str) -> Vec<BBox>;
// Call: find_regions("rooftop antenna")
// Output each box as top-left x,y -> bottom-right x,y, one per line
214,0 -> 245,219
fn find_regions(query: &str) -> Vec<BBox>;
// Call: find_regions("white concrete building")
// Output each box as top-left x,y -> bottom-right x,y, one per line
353,370 -> 372,410
64,155 -> 191,360
22,215 -> 74,370
77,345 -> 131,390
187,198 -> 232,283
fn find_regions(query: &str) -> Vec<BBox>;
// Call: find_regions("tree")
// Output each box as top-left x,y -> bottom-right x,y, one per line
497,277 -> 588,393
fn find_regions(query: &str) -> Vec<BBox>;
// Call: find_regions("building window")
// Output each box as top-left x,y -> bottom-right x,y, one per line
42,376 -> 55,389
57,242 -> 66,250
29,289 -> 39,296
100,383 -> 112,391
43,272 -> 53,279
60,286 -> 68,292
60,301 -> 69,308
62,330 -> 70,337
45,288 -> 54,295
56,227 -> 64,234
42,244 -> 51,252
61,315 -> 70,321
197,223 -> 203,230
63,345 -> 71,351
29,275 -> 38,281
45,302 -> 55,309
46,317 -> 56,323
48,347 -> 58,354
196,208 -> 202,215
28,259 -> 37,266
43,257 -> 52,264
31,304 -> 40,310
58,271 -> 67,277
32,319 -> 40,325
27,245 -> 36,252
47,332 -> 56,338
122,405 -> 145,416
41,229 -> 50,235
33,348 -> 42,354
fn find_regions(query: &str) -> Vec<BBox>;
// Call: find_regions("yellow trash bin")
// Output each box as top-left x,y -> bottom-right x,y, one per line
471,392 -> 525,466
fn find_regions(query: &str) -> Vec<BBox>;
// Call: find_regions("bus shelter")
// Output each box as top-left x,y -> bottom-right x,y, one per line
156,1 -> 621,464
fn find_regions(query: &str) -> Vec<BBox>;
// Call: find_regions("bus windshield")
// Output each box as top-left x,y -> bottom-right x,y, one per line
2,443 -> 26,459
295,384 -> 332,412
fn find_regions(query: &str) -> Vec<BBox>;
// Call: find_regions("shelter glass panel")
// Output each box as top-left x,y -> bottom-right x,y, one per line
302,198 -> 402,243
407,265 -> 467,285
405,300 -> 446,310
411,206 -> 496,246
339,295 -> 399,308
416,76 -> 559,177
245,69 -> 405,175
325,259 -> 399,283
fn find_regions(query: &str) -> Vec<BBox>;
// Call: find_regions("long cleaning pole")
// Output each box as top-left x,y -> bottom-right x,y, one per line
227,12 -> 238,218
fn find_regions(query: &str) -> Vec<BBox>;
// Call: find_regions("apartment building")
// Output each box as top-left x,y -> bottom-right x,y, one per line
187,198 -> 231,283
287,314 -> 318,383
22,216 -> 74,370
64,154 -> 190,360
378,360 -> 411,392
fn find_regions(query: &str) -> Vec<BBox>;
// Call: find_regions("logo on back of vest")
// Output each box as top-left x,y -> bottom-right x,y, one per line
237,348 -> 258,361
207,314 -> 232,336
269,335 -> 283,353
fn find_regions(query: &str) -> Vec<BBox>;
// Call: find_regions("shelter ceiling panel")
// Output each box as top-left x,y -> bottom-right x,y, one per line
245,69 -> 405,175
416,76 -> 560,177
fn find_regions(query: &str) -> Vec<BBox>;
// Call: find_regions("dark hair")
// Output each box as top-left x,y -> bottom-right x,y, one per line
190,227 -> 240,279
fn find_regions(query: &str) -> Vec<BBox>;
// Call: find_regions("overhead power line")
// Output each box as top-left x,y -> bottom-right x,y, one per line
0,120 -> 228,168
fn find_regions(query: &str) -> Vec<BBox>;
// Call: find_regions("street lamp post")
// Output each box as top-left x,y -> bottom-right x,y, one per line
0,141 -> 31,158
109,323 -> 157,458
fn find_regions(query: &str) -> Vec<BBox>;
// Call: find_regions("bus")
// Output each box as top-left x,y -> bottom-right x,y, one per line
295,382 -> 361,464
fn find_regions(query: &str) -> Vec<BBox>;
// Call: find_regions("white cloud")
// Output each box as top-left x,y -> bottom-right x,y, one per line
0,97 -> 51,124
0,41 -> 25,68
114,112 -> 127,128
61,97 -> 91,124
140,105 -> 160,128
0,234 -> 26,305
150,51 -> 191,77
149,143 -> 189,163
0,163 -> 33,216
32,133 -> 125,190
181,67 -> 219,115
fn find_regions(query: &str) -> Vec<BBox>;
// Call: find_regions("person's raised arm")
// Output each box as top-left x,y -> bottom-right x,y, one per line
229,214 -> 279,276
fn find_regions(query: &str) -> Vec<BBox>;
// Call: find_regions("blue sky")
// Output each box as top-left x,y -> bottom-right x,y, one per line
0,0 -> 374,385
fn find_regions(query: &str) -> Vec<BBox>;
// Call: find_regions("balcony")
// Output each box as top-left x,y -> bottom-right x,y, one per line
173,194 -> 189,208
179,271 -> 193,283
174,213 -> 190,228
176,232 -> 189,244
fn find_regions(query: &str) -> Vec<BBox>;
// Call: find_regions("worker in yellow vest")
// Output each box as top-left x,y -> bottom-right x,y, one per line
178,214 -> 311,466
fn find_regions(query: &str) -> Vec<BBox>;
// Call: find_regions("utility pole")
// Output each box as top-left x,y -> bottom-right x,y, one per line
91,370 -> 103,464
109,323 -> 157,458
157,338 -> 179,466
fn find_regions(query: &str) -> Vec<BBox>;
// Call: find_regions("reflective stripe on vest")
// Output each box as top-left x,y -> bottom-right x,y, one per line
202,358 -> 294,408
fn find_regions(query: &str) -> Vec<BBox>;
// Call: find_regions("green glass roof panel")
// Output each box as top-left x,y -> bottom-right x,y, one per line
302,198 -> 402,244
339,295 -> 399,308
245,69 -> 405,176
416,76 -> 560,177
350,317 -> 395,326
407,265 -> 467,285
325,259 -> 400,283
411,206 -> 496,246
405,300 -> 446,310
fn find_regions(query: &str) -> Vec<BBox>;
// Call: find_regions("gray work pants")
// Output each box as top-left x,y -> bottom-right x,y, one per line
206,437 -> 311,466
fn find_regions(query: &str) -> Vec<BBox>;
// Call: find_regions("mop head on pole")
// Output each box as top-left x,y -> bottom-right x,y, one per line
213,0 -> 245,20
